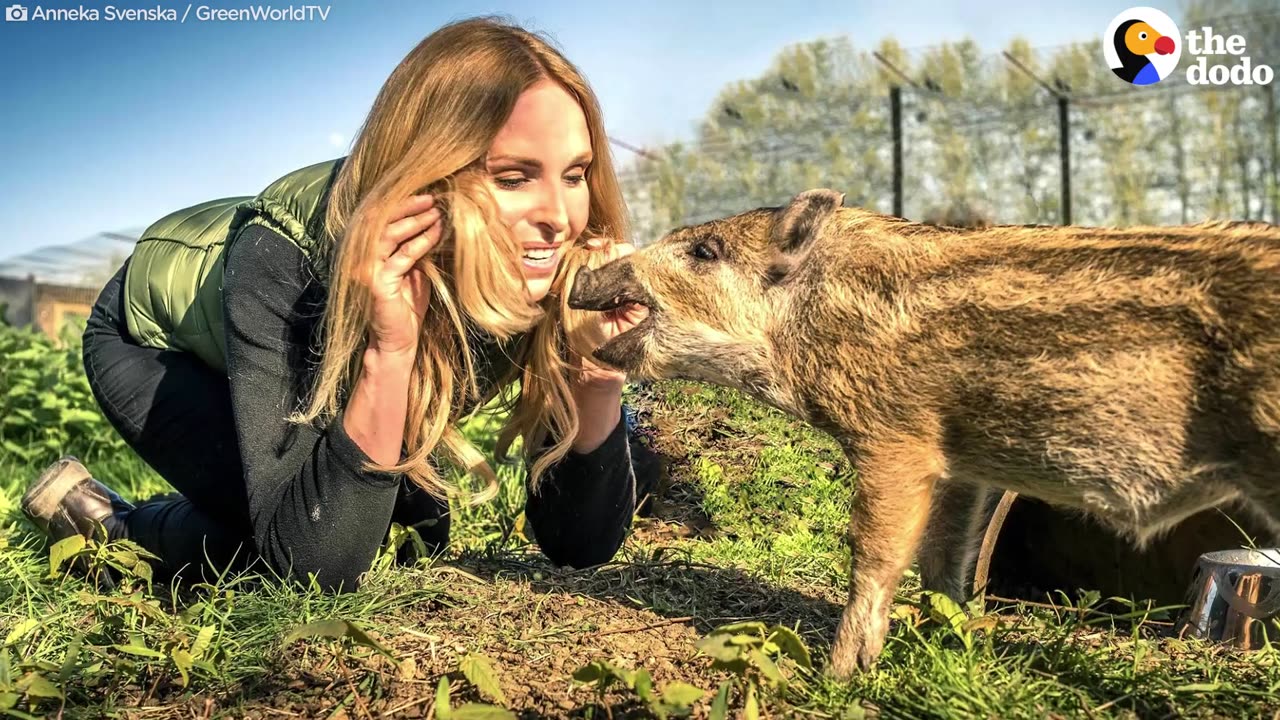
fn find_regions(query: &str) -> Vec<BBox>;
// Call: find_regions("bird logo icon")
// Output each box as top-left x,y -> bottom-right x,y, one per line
1105,8 -> 1182,85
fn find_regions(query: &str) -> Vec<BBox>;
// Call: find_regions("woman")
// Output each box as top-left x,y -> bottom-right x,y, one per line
21,16 -> 655,590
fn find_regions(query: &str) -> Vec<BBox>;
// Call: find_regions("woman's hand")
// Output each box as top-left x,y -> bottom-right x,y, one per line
574,240 -> 645,389
366,194 -> 444,357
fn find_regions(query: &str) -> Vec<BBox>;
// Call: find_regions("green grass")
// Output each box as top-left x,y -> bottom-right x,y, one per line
3,335 -> 1280,718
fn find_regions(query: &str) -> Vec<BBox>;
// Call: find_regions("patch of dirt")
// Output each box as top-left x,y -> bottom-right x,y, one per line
386,563 -> 716,717
96,383 -> 845,719
140,555 -> 842,719
625,384 -> 722,546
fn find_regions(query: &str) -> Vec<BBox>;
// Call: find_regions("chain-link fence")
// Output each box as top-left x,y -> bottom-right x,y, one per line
616,9 -> 1280,245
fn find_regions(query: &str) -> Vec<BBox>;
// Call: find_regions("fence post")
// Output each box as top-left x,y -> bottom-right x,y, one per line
891,85 -> 904,218
1058,95 -> 1071,226
1170,92 -> 1189,224
26,273 -> 38,330
1267,84 -> 1278,224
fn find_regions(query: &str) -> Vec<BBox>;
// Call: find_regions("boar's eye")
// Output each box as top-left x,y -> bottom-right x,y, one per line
689,238 -> 721,262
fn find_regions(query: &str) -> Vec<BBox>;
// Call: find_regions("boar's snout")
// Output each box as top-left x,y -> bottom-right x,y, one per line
567,261 -> 651,312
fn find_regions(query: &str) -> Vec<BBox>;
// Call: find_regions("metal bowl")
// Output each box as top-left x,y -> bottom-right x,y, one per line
1177,548 -> 1280,649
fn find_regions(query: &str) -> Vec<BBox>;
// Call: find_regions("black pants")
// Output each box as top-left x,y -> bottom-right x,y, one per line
82,258 -> 448,581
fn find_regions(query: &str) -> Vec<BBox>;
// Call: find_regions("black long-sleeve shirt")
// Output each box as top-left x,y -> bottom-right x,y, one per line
220,223 -> 638,590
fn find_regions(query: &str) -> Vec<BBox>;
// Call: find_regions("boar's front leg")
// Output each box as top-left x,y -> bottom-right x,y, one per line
831,435 -> 944,678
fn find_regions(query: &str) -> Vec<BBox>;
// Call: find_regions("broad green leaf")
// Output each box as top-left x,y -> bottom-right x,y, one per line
661,681 -> 706,708
711,676 -> 732,717
713,621 -> 767,637
842,704 -> 868,719
744,682 -> 760,720
59,409 -> 101,425
385,523 -> 412,555
459,653 -> 507,706
926,591 -> 967,632
281,619 -> 397,662
16,672 -> 62,699
1,440 -> 32,461
711,657 -> 751,677
767,626 -> 812,669
749,648 -> 784,686
452,704 -> 517,720
57,634 -> 83,683
695,634 -> 745,662
190,626 -> 215,660
614,664 -> 637,687
3,620 -> 38,648
1175,682 -> 1225,693
109,548 -> 139,567
111,643 -> 165,660
436,677 -> 453,720
633,668 -> 653,703
172,649 -> 193,687
48,535 -> 86,576
571,660 -> 610,685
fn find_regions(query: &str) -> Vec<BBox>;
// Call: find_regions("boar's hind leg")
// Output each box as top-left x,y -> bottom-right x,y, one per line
918,482 -> 993,603
831,436 -> 944,678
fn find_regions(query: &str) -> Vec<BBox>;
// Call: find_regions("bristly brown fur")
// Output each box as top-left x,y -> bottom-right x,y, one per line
570,192 -> 1280,678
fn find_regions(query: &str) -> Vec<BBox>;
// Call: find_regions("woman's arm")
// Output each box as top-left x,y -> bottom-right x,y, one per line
344,347 -> 416,465
524,378 -> 643,569
223,224 -> 406,591
569,377 -> 626,453
222,194 -> 441,590
523,240 -> 654,568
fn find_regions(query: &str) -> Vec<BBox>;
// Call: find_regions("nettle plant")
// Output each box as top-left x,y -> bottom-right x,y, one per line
694,621 -> 814,720
573,659 -> 706,719
0,319 -> 127,466
2,534 -> 223,716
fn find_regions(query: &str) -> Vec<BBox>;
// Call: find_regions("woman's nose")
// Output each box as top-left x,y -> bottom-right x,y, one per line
531,183 -> 568,234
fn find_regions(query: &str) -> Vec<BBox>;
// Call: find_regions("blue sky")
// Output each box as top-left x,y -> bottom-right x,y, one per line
0,0 -> 1151,258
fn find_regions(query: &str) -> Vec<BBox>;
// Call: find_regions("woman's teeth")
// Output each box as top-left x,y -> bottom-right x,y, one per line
522,247 -> 559,270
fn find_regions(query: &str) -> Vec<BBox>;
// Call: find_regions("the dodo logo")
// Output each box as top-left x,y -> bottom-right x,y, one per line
1104,8 -> 1181,85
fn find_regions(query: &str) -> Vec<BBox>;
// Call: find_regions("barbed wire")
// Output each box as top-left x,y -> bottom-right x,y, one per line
611,7 -> 1277,165
613,8 -> 1277,231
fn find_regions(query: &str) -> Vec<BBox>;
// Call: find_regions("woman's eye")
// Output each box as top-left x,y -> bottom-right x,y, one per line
565,173 -> 586,186
495,176 -> 527,189
691,242 -> 718,261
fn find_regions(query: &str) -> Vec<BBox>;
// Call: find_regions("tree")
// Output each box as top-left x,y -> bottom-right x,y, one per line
618,6 -> 1277,238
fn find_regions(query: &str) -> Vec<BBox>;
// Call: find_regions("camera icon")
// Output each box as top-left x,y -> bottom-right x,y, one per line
5,4 -> 28,21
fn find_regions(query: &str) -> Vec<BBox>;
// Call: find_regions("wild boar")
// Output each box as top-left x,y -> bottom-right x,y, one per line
567,189 -> 1280,677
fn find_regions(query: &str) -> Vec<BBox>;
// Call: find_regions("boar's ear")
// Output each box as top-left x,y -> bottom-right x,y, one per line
771,189 -> 844,254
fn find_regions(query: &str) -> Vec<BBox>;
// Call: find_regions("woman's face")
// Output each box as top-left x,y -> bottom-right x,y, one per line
485,79 -> 593,303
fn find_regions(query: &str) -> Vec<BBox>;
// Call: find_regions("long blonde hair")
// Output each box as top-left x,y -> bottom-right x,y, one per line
289,16 -> 630,502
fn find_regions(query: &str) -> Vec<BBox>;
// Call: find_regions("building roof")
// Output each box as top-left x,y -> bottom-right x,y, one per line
0,229 -> 141,288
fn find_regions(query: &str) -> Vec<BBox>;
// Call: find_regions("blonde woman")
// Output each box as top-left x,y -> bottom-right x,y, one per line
21,17 -> 654,589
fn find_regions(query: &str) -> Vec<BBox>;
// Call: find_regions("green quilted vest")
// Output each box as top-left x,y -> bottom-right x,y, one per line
121,157 -> 521,405
122,158 -> 345,372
